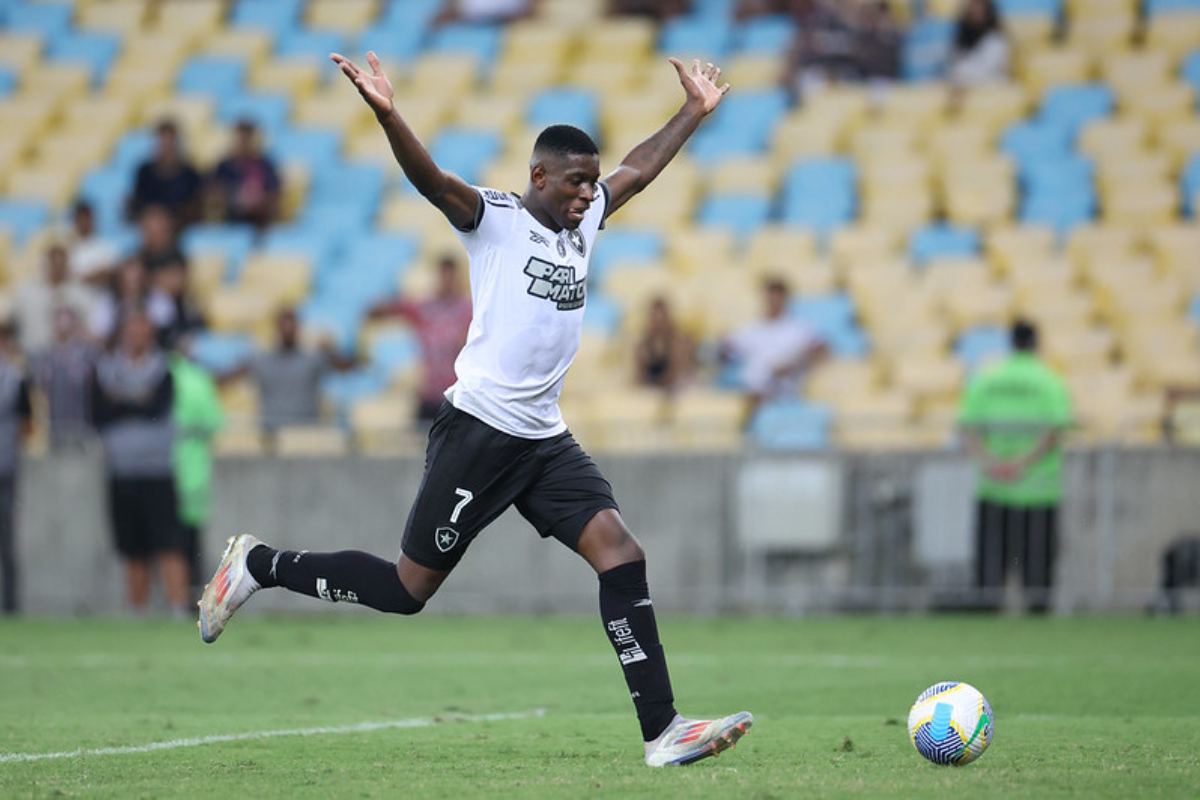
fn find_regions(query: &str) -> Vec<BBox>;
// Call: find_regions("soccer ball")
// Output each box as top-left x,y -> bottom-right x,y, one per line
907,681 -> 993,766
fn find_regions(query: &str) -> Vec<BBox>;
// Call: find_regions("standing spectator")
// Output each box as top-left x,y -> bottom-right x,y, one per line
129,119 -> 203,228
91,311 -> 190,615
32,307 -> 98,450
369,255 -> 473,424
14,243 -> 94,356
65,200 -> 120,292
723,278 -> 827,416
856,1 -> 903,91
169,338 -> 223,597
155,261 -> 207,348
210,120 -> 282,231
607,0 -> 690,19
134,205 -> 188,276
947,0 -> 1009,88
0,321 -> 32,615
435,0 -> 533,23
958,320 -> 1072,614
784,0 -> 864,101
89,259 -> 176,348
634,296 -> 695,391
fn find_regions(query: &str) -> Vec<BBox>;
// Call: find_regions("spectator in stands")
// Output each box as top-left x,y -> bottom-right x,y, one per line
32,307 -> 98,450
155,261 -> 207,349
856,1 -> 903,90
91,311 -> 190,616
784,0 -> 864,101
220,309 -> 355,439
65,200 -> 120,293
14,243 -> 94,356
169,337 -> 224,598
1161,384 -> 1200,444
607,0 -> 690,19
134,205 -> 188,276
369,255 -> 473,424
129,119 -> 203,228
0,321 -> 33,615
947,0 -> 1009,87
634,296 -> 695,392
435,0 -> 534,23
89,259 -> 176,348
210,120 -> 282,232
722,278 -> 827,416
958,320 -> 1072,614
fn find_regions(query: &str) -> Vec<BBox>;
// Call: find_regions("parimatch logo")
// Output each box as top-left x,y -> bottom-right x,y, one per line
523,257 -> 586,310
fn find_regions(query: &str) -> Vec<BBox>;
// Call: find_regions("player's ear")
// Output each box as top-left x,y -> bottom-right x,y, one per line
530,161 -> 547,189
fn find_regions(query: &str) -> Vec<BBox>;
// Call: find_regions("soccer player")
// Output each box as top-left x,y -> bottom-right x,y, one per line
199,50 -> 752,767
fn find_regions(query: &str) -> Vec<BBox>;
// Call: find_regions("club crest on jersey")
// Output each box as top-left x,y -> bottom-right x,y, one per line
524,256 -> 586,310
568,229 -> 586,257
434,527 -> 460,553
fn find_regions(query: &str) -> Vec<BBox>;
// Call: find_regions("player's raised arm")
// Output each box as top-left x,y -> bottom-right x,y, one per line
330,51 -> 479,231
602,58 -> 730,218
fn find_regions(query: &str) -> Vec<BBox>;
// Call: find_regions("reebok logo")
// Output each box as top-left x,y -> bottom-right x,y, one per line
529,231 -> 550,247
523,257 -> 585,310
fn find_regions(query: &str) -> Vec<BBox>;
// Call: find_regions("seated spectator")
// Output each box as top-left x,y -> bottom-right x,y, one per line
0,320 -> 32,615
89,259 -> 176,348
948,0 -> 1009,87
856,1 -> 903,91
154,262 -> 207,349
210,120 -> 282,231
135,205 -> 188,276
65,200 -> 120,292
634,296 -> 695,392
14,243 -> 94,356
369,255 -> 473,424
722,278 -> 827,415
785,0 -> 864,101
32,307 -> 98,450
219,309 -> 355,437
607,0 -> 690,19
435,0 -> 533,23
129,119 -> 203,228
735,0 -> 792,18
91,311 -> 190,616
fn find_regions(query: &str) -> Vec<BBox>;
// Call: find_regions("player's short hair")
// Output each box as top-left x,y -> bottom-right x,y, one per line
532,125 -> 599,159
1011,318 -> 1038,351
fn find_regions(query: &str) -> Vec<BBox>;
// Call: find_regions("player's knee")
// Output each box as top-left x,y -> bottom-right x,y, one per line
579,510 -> 645,571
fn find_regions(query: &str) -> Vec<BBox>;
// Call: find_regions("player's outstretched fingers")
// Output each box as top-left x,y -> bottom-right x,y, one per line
366,50 -> 383,75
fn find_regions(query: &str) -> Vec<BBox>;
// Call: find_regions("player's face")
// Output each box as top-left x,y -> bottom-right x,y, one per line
534,152 -> 601,231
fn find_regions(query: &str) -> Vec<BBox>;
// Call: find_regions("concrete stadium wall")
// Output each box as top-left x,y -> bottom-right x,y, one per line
14,446 -> 1200,616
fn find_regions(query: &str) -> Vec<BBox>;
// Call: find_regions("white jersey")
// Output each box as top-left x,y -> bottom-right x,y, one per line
445,184 -> 608,439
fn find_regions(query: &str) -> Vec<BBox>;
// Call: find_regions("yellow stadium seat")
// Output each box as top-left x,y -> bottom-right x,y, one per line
104,64 -> 174,104
452,93 -> 523,134
500,20 -> 574,66
59,95 -> 137,136
849,125 -> 919,165
538,0 -> 606,26
150,0 -> 225,41
782,258 -> 839,294
20,63 -> 92,106
350,394 -> 422,455
1102,50 -> 1172,100
868,317 -> 950,361
830,226 -> 903,271
1144,13 -> 1200,63
927,122 -> 993,168
1019,48 -> 1093,96
239,254 -> 314,308
745,225 -> 818,276
576,389 -> 671,453
564,58 -> 643,94
5,168 -> 79,208
601,263 -> 674,313
1101,182 -> 1178,228
203,28 -> 273,65
1005,15 -> 1056,55
188,251 -> 227,306
890,357 -> 966,411
409,53 -> 481,97
1078,117 -> 1147,159
878,83 -> 951,132
954,82 -> 1031,135
705,156 -> 778,195
0,33 -> 42,72
138,96 -> 214,134
682,269 -> 762,338
490,60 -> 564,98
1042,325 -> 1116,372
1066,224 -> 1141,271
669,390 -> 748,452
294,89 -> 376,137
31,134 -> 114,177
985,224 -> 1056,272
250,58 -> 322,100
274,425 -> 349,457
581,18 -> 657,63
804,85 -> 873,136
860,190 -> 936,231
214,427 -> 267,458
1120,83 -> 1198,127
667,227 -> 738,275
1066,15 -> 1136,56
939,156 -> 1017,226
770,113 -> 841,162
1020,290 -> 1096,328
78,0 -> 147,32
1147,225 -> 1200,279
1068,0 -> 1138,16
806,358 -> 881,404
724,53 -> 785,91
479,159 -> 530,194
206,287 -> 279,338
1156,118 -> 1200,171
307,0 -> 378,32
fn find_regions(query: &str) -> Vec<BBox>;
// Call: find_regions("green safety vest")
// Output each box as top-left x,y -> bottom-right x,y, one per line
170,354 -> 224,526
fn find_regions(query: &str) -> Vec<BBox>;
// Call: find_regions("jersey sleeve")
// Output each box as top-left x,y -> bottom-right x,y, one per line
456,186 -> 521,247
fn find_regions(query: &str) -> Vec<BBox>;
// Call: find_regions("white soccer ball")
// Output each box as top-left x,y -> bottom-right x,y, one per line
907,681 -> 994,766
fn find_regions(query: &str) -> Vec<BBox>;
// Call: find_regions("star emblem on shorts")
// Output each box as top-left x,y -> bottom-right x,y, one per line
435,527 -> 460,553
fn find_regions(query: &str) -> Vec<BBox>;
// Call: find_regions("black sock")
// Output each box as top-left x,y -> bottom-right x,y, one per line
598,560 -> 677,741
247,546 -> 424,615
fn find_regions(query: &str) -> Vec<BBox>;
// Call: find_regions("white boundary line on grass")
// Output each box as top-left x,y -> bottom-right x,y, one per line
0,709 -> 545,764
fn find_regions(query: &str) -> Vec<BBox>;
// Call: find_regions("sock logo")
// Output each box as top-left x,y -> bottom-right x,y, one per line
607,617 -> 648,665
435,526 -> 460,553
316,578 -> 359,605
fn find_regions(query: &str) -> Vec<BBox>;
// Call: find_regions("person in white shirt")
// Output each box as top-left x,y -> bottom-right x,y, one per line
14,244 -> 94,357
948,0 -> 1010,88
199,51 -> 754,768
65,200 -> 120,292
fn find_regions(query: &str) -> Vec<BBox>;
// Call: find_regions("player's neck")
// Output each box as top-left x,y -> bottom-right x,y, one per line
523,200 -> 562,234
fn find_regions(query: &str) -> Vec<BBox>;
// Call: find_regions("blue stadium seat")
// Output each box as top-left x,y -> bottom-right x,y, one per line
78,166 -> 134,235
691,0 -> 738,16
270,127 -> 344,172
583,293 -> 623,334
0,66 -> 15,98
176,57 -> 249,97
320,365 -> 390,410
430,22 -> 502,63
46,31 -> 121,87
1019,154 -> 1094,190
823,327 -> 869,357
275,29 -> 346,59
298,201 -> 375,241
697,193 -> 772,237
311,162 -> 385,212
262,223 -> 343,270
733,15 -> 794,54
1020,189 -> 1095,233
589,230 -> 664,279
791,293 -> 867,357
528,88 -> 597,136
780,158 -> 857,232
190,332 -> 255,373
368,329 -> 421,375
1183,154 -> 1200,216
746,400 -> 832,451
231,0 -> 303,32
355,22 -> 427,64
1001,121 -> 1074,165
909,223 -> 981,264
301,299 -> 365,353
956,326 -> 1010,371
0,200 -> 49,245
323,233 -> 418,294
429,129 -> 501,186
1184,50 -> 1200,100
341,233 -> 419,273
110,129 -> 156,172
660,15 -> 732,57
181,224 -> 258,279
903,17 -> 954,81
217,92 -> 292,137
377,0 -> 442,29
997,0 -> 1061,15
1039,83 -> 1114,137
316,261 -> 400,312
1147,0 -> 1200,13
688,89 -> 788,163
5,1 -> 72,37
1189,292 -> 1200,324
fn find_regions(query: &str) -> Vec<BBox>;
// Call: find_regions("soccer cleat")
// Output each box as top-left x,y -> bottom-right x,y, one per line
197,533 -> 264,644
643,711 -> 754,767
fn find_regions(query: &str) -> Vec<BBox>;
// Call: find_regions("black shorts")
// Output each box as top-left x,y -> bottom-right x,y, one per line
109,477 -> 188,559
401,402 -> 618,571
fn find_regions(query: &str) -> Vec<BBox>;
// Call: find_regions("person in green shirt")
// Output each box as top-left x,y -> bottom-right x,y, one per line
170,343 -> 224,596
958,320 -> 1072,613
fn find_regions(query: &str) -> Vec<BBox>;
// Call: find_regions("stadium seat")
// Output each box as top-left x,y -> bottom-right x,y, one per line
1019,48 -> 1094,97
956,326 -> 1010,371
307,0 -> 379,32
903,17 -> 954,81
430,22 -> 503,64
46,31 -> 121,87
527,88 -> 596,134
176,57 -> 248,97
746,401 -> 832,451
274,425 -> 350,457
590,230 -> 664,280
733,14 -> 794,54
670,390 -> 748,452
249,58 -> 322,100
5,1 -> 73,38
746,225 -> 818,276
190,332 -> 255,374
781,157 -> 857,232
0,200 -> 49,246
1038,82 -> 1113,138
696,193 -> 772,238
216,92 -> 292,137
909,224 -> 981,264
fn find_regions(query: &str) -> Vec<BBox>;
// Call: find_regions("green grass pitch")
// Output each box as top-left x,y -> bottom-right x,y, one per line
1,614 -> 1198,798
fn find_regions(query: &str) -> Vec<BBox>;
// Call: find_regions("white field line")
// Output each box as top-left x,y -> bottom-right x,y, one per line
0,709 -> 545,765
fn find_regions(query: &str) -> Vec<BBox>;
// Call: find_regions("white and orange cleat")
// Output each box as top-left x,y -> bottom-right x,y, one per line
644,711 -> 754,767
198,533 -> 264,644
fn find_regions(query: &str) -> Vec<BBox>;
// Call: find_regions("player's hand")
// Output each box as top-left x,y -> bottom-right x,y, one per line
669,57 -> 730,115
330,51 -> 394,116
